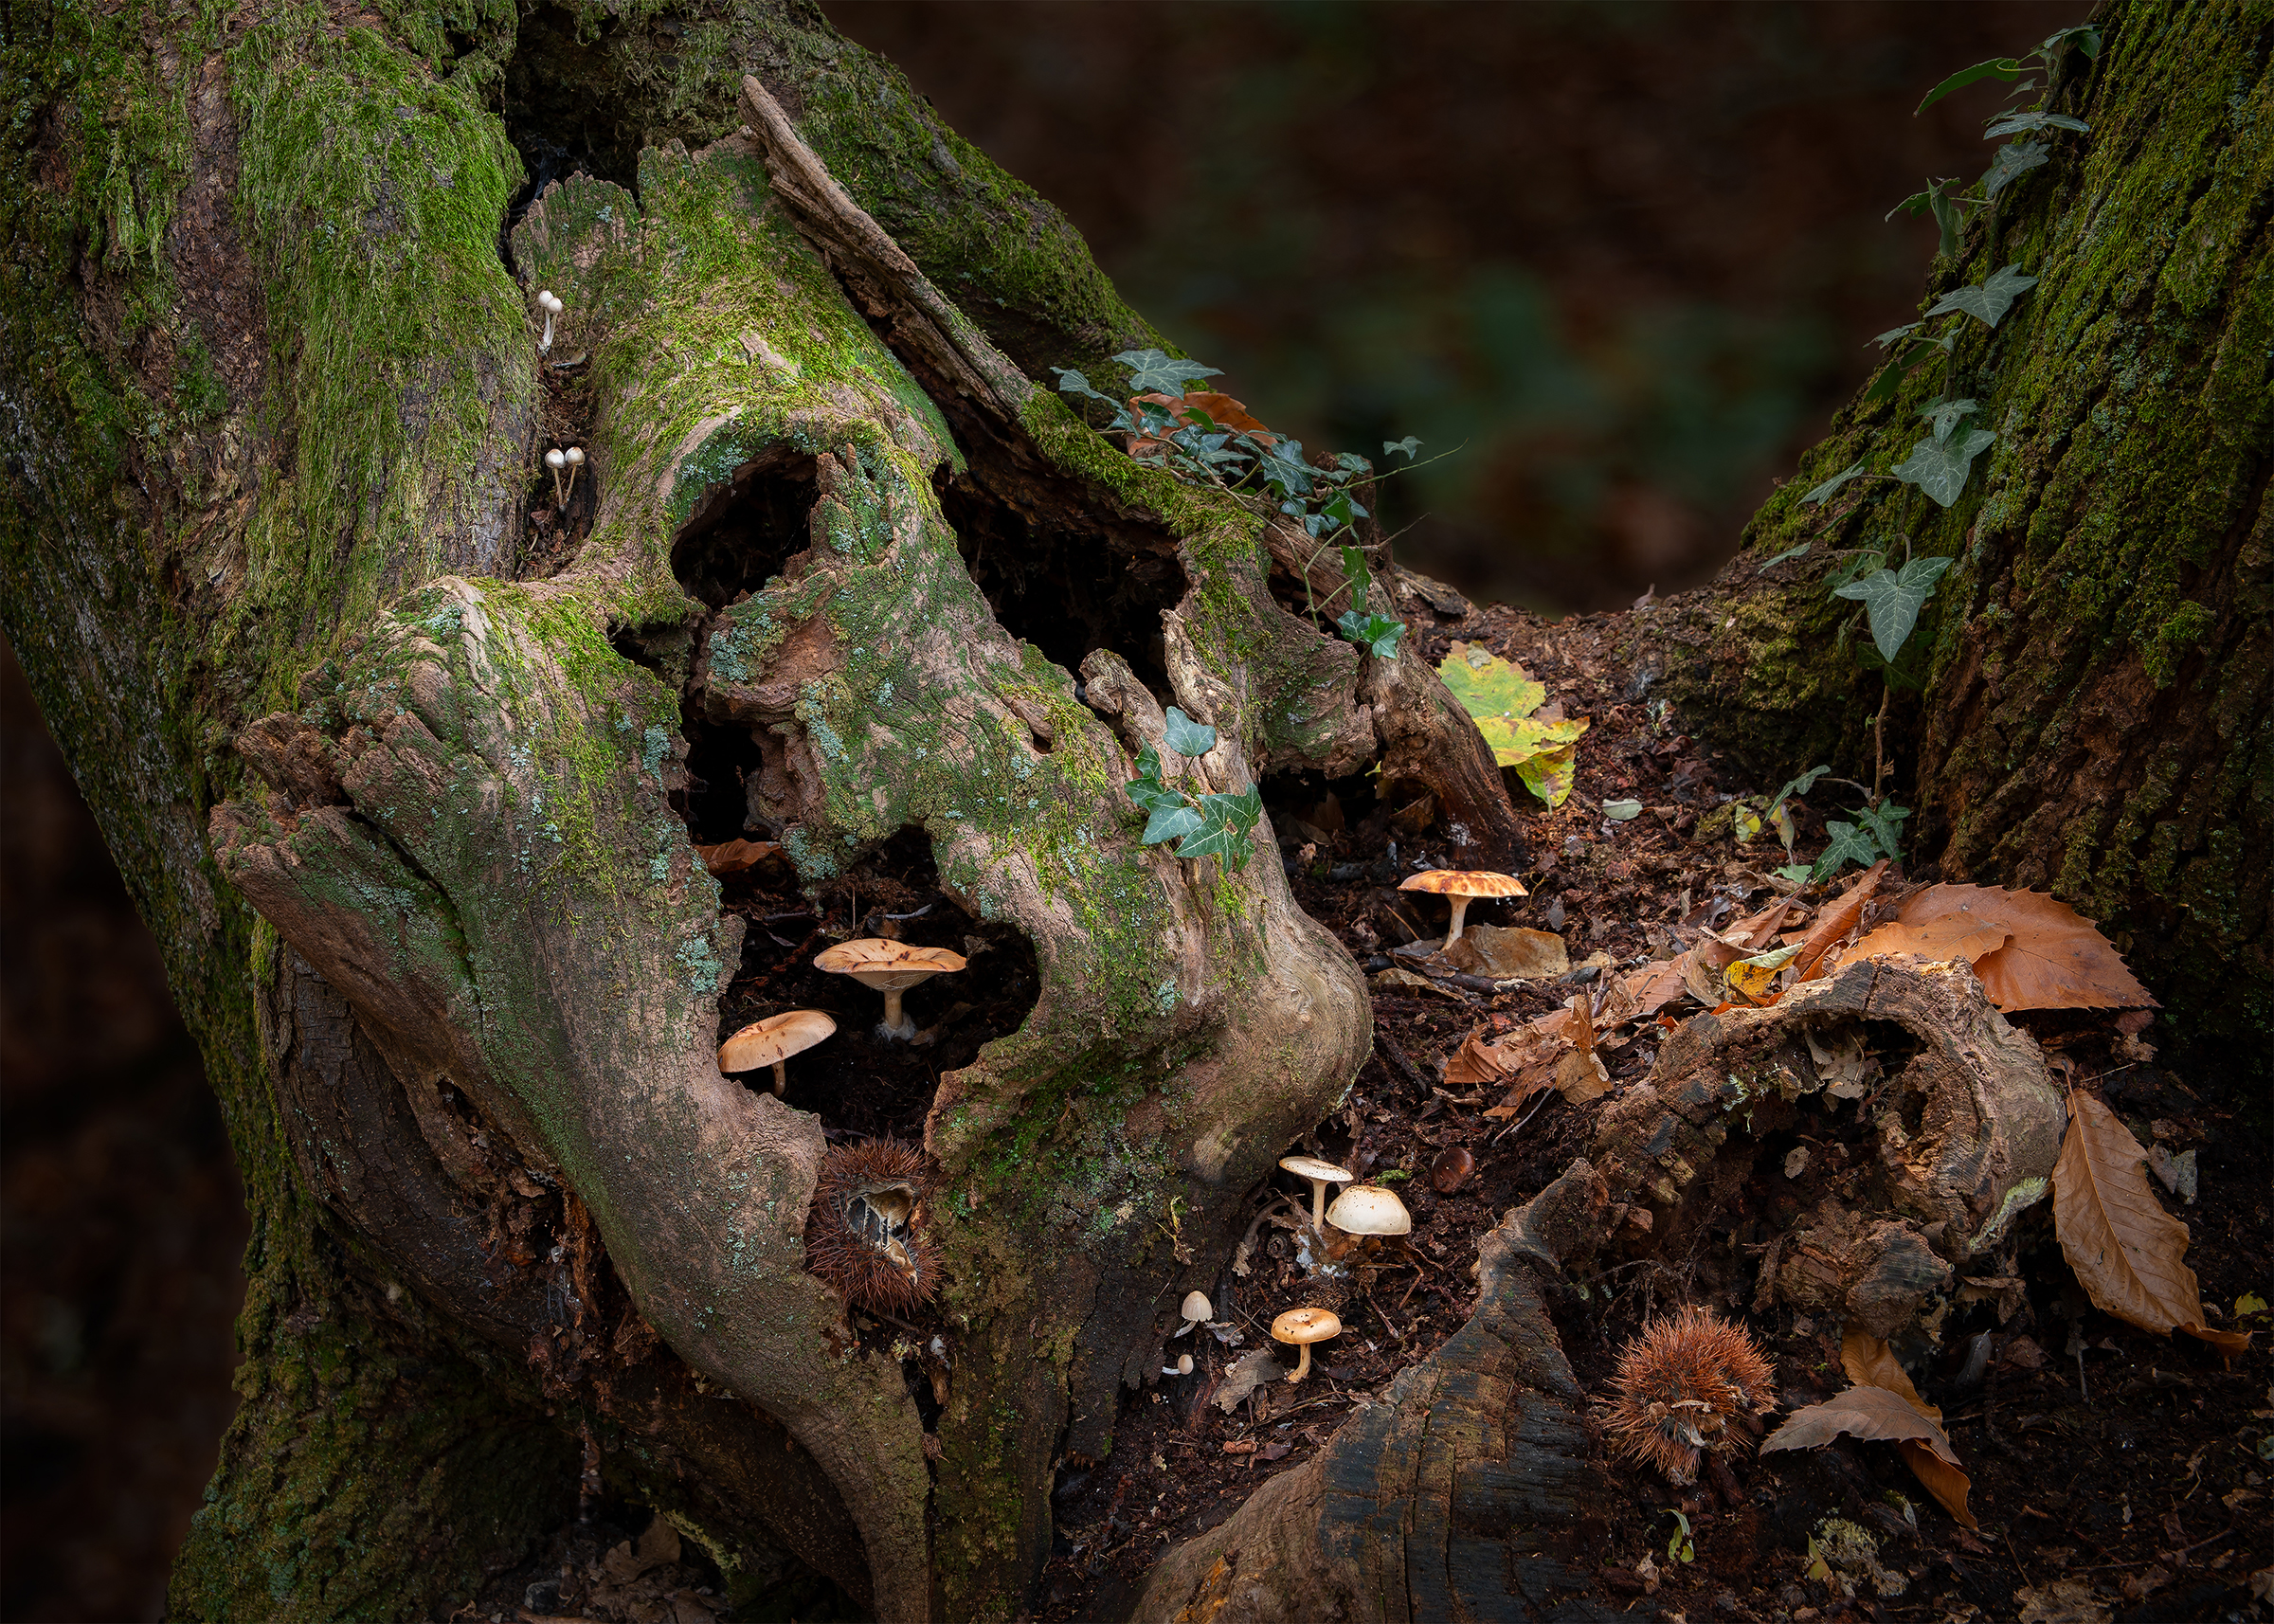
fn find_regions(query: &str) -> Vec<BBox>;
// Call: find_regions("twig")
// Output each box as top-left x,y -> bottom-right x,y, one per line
1375,1030 -> 1428,1093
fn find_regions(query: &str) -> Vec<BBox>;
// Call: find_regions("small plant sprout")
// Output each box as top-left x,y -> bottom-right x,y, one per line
1271,1307 -> 1342,1384
544,447 -> 568,507
1175,1290 -> 1213,1337
533,288 -> 564,353
562,445 -> 586,503
1278,1155 -> 1353,1230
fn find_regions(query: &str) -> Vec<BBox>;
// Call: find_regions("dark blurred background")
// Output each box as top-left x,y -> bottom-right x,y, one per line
1,4 -> 2076,1615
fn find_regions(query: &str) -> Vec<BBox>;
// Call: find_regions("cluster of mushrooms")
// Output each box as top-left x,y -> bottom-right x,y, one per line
1163,1154 -> 1415,1388
714,937 -> 967,1093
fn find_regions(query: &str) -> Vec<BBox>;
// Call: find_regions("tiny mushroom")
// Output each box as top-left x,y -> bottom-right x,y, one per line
534,288 -> 563,352
1279,1154 -> 1354,1230
717,1008 -> 837,1096
1175,1290 -> 1213,1337
563,445 -> 586,500
814,939 -> 967,1040
544,447 -> 568,506
1324,1183 -> 1412,1255
1161,1352 -> 1195,1378
1397,869 -> 1528,943
1271,1307 -> 1342,1384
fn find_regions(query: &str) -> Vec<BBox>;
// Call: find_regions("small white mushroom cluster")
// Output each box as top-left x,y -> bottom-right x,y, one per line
544,445 -> 585,508
533,287 -> 565,353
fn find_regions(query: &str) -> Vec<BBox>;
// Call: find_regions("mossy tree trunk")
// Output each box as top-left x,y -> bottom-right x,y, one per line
1627,0 -> 2272,1066
3,4 -> 1517,1619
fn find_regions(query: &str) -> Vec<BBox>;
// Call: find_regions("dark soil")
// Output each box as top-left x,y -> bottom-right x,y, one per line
1030,602 -> 2274,1624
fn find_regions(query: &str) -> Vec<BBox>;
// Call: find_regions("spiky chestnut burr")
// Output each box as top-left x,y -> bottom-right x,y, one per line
803,1139 -> 940,1315
1595,1305 -> 1778,1484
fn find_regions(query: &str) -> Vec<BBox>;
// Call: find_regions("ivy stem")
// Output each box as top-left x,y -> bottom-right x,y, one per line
1872,681 -> 1893,809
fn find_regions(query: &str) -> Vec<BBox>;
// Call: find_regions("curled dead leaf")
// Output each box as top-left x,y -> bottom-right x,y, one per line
694,838 -> 782,876
1841,1330 -> 1977,1526
1760,1384 -> 1958,1465
1791,859 -> 1888,983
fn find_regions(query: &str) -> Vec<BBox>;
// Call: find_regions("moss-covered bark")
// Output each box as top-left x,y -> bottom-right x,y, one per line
4,3 -> 1511,1619
1629,0 -> 2272,1067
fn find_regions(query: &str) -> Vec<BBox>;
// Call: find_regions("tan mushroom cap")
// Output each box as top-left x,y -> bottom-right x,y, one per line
814,939 -> 967,1039
1280,1154 -> 1354,1229
1180,1290 -> 1214,1326
1325,1183 -> 1412,1236
1397,869 -> 1527,942
1271,1307 -> 1343,1382
717,1009 -> 837,1096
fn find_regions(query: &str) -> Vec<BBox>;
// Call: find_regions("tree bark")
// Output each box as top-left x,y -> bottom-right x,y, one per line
1622,0 -> 2272,1065
4,4 -> 1514,1618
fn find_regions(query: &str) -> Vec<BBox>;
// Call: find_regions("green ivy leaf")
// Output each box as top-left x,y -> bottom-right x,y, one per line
2041,23 -> 2102,59
1923,264 -> 2039,328
1832,556 -> 1957,663
1383,436 -> 1422,460
1049,367 -> 1112,404
1890,427 -> 1996,509
1199,785 -> 1263,835
1919,397 -> 1980,443
1812,820 -> 1886,882
1143,803 -> 1206,846
1872,321 -> 1923,349
1980,140 -> 2050,199
1113,348 -> 1221,398
1126,777 -> 1183,816
1760,543 -> 1812,570
1853,800 -> 1911,859
1916,57 -> 2022,115
1800,460 -> 1868,506
1984,110 -> 2088,138
1336,610 -> 1405,659
1161,707 -> 1217,759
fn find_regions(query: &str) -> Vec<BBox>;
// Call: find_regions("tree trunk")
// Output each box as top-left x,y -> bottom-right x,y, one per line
1623,0 -> 2272,1066
4,5 -> 1515,1618
3,0 -> 2261,1619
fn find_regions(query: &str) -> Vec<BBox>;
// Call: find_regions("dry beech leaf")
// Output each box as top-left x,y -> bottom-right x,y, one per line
1442,1033 -> 1509,1092
2053,1091 -> 2249,1352
1859,884 -> 2152,1010
695,838 -> 781,875
1791,858 -> 1888,983
1620,959 -> 1687,1020
1846,913 -> 2011,966
1760,1384 -> 1958,1466
1840,1329 -> 1940,1423
1842,1331 -> 1977,1526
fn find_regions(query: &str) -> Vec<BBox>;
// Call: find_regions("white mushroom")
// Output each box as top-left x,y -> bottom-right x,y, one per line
534,288 -> 563,353
544,447 -> 568,506
1161,1353 -> 1195,1378
1174,1289 -> 1213,1337
1278,1154 -> 1354,1229
563,445 -> 586,501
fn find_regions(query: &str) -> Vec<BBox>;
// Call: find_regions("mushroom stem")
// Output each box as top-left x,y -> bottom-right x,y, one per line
1308,1179 -> 1329,1230
1288,1342 -> 1312,1383
769,1060 -> 787,1097
539,310 -> 554,353
1446,895 -> 1472,942
879,988 -> 914,1040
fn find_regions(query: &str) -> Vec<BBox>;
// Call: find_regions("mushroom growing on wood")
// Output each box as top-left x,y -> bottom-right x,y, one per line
813,939 -> 966,1040
1398,868 -> 1528,943
1279,1155 -> 1354,1229
1271,1307 -> 1342,1383
533,287 -> 563,353
717,1009 -> 836,1096
1175,1290 -> 1213,1337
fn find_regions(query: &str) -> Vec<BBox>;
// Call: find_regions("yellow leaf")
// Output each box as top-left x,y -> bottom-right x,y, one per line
1513,741 -> 1579,807
1437,641 -> 1589,803
1725,943 -> 1799,1004
2238,1292 -> 2269,1318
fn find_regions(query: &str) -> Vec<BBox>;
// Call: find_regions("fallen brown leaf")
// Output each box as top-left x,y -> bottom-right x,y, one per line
1442,1033 -> 1509,1092
1852,884 -> 2151,1010
694,838 -> 781,876
1791,858 -> 1888,983
1760,1384 -> 1959,1465
1842,1330 -> 1977,1526
2052,1091 -> 2247,1351
1616,959 -> 1686,1020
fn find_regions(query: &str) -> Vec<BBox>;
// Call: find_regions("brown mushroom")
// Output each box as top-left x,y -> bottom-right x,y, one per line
1397,868 -> 1528,943
1271,1307 -> 1342,1383
1278,1154 -> 1354,1229
813,939 -> 967,1040
717,1009 -> 837,1096
1324,1183 -> 1412,1260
